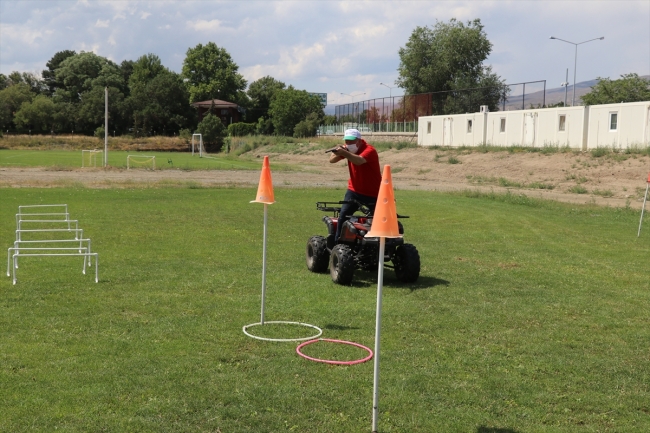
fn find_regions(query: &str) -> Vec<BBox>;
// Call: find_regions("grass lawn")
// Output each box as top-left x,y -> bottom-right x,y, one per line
0,149 -> 287,171
0,187 -> 649,432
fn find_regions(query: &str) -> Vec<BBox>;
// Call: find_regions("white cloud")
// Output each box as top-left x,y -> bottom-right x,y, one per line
188,19 -> 224,32
0,0 -> 648,99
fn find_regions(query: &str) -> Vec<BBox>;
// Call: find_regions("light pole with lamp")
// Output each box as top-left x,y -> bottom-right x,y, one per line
560,68 -> 569,107
550,36 -> 604,106
379,83 -> 395,98
341,92 -> 366,128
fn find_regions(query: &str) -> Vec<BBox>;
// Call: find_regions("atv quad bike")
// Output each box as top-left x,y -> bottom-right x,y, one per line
306,201 -> 420,285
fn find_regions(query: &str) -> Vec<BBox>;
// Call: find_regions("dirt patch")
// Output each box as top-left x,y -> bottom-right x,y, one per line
1,146 -> 648,209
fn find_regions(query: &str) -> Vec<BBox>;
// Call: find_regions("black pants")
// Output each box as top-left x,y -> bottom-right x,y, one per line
335,189 -> 377,243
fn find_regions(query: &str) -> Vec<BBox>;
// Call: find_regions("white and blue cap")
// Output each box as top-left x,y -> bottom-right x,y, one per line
343,128 -> 361,140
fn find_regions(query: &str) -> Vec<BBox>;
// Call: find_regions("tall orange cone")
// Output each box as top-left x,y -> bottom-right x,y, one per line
250,155 -> 275,204
366,165 -> 402,238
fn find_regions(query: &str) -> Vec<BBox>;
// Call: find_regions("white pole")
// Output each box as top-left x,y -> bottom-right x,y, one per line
638,182 -> 649,237
104,87 -> 108,167
260,203 -> 268,324
372,237 -> 386,433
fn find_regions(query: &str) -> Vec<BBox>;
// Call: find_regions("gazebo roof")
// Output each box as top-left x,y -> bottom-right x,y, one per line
191,99 -> 239,109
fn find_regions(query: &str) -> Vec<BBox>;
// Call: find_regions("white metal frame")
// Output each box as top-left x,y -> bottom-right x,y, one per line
6,204 -> 100,284
82,149 -> 103,167
16,228 -> 83,242
9,249 -> 98,285
9,238 -> 94,273
127,155 -> 156,170
192,133 -> 203,157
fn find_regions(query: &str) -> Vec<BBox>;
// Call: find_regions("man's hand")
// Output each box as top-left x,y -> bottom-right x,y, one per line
330,146 -> 366,165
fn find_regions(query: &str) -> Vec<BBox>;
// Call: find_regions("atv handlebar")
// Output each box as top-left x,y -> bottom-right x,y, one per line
316,201 -> 409,218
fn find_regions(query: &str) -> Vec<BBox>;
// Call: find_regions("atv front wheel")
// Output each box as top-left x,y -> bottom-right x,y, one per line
393,243 -> 420,283
306,235 -> 329,273
330,244 -> 355,285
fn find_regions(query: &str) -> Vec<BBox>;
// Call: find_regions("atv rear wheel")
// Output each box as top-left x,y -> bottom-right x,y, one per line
330,244 -> 355,285
306,235 -> 329,273
393,243 -> 420,283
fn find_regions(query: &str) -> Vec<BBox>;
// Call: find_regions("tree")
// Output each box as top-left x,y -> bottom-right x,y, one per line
52,51 -> 132,134
14,95 -> 56,132
0,83 -> 34,130
55,52 -> 116,103
128,69 -> 193,136
581,73 -> 650,105
247,76 -> 286,123
196,113 -> 226,151
269,86 -> 324,136
42,50 -> 76,96
129,54 -> 166,92
293,112 -> 320,138
396,19 -> 506,113
182,42 -> 247,104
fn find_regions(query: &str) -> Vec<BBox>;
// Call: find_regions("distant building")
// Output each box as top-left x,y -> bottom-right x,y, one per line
191,99 -> 245,125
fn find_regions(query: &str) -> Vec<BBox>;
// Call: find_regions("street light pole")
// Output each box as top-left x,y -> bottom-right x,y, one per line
379,83 -> 395,98
550,36 -> 604,106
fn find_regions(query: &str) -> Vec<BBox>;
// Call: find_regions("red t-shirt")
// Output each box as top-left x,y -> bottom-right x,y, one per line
347,139 -> 381,197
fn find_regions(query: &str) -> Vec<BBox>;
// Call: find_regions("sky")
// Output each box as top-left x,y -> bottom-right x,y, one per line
1,0 -> 649,111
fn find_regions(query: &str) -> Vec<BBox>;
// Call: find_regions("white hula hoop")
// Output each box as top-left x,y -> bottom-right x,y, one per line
242,321 -> 323,342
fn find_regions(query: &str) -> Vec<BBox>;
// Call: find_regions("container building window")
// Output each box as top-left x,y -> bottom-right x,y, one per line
427,121 -> 431,134
558,115 -> 566,131
467,120 -> 473,133
609,112 -> 618,131
500,118 -> 506,133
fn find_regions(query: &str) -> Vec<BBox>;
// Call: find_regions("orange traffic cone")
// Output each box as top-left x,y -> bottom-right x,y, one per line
647,172 -> 650,183
366,165 -> 402,238
250,156 -> 275,204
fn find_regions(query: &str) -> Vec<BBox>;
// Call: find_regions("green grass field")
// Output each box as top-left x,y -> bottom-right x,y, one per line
0,149 -> 285,171
1,186 -> 649,432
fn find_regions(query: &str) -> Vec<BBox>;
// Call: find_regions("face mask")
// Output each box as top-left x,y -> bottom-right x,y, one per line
346,144 -> 358,154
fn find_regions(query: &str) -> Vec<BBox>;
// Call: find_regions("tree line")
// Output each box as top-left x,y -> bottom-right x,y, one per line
2,19 -> 647,141
0,42 -> 326,141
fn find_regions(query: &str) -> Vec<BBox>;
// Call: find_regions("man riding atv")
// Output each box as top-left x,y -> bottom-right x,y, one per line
307,129 -> 421,285
328,128 -> 381,244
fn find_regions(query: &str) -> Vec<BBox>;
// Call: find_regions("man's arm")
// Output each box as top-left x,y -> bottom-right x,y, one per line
330,147 -> 367,165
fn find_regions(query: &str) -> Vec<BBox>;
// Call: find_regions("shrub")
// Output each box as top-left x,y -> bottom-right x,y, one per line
256,117 -> 273,135
179,128 -> 191,142
591,147 -> 609,158
196,113 -> 226,152
94,126 -> 105,139
293,112 -> 320,138
228,122 -> 257,137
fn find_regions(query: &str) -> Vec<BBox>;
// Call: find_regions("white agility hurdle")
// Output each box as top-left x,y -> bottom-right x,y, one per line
5,204 -> 99,284
9,238 -> 94,273
16,205 -> 70,225
9,249 -> 98,285
16,228 -> 84,242
17,219 -> 79,232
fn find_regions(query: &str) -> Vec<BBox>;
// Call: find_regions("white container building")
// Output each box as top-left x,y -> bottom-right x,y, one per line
586,101 -> 650,149
419,102 -> 650,150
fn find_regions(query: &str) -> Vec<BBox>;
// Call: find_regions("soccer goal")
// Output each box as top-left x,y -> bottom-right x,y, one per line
192,133 -> 203,157
191,133 -> 218,159
126,155 -> 156,170
82,149 -> 103,167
